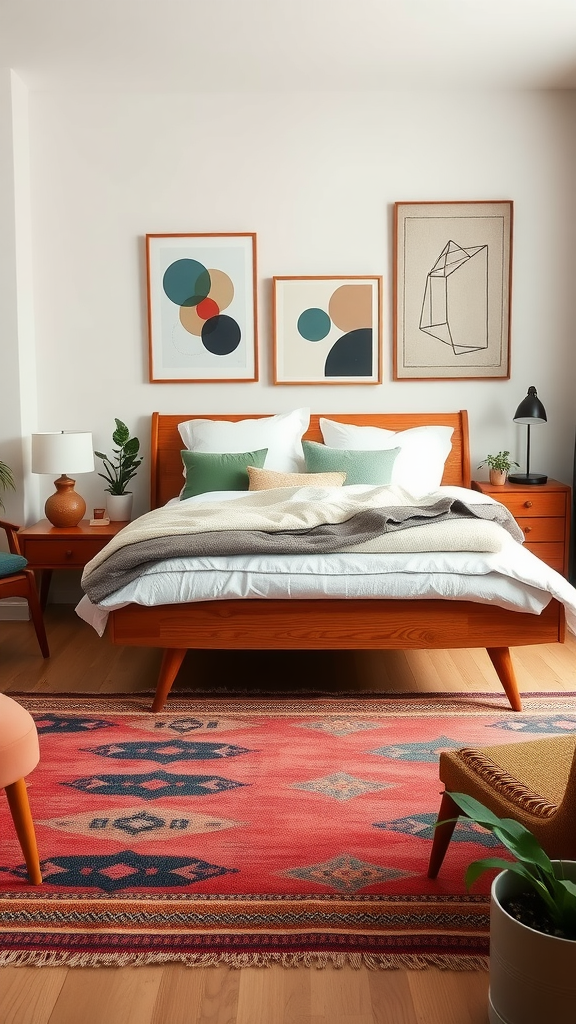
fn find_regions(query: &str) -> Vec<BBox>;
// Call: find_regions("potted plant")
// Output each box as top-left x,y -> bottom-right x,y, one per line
445,792 -> 576,1024
0,458 -> 15,512
95,419 -> 142,521
477,451 -> 519,486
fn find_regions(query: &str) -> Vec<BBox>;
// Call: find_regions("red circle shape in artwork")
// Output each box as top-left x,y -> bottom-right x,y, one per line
196,297 -> 220,321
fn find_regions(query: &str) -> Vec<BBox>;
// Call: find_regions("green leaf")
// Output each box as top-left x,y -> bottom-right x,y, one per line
464,857 -> 518,890
447,793 -> 504,829
113,420 -> 130,446
123,437 -> 140,457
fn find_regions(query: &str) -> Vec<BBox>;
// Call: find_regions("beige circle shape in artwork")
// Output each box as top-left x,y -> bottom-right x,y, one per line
328,285 -> 373,332
207,269 -> 234,312
179,304 -> 204,336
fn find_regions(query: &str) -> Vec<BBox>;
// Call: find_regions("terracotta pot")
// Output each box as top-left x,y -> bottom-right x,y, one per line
488,862 -> 576,1024
489,469 -> 507,486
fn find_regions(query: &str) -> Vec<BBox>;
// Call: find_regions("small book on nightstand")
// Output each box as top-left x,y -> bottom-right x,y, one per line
90,517 -> 111,526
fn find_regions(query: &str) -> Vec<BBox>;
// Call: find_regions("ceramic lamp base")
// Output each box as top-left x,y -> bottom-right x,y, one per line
44,475 -> 86,528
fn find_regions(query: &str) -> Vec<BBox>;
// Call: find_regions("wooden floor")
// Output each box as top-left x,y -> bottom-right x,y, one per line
2,604 -> 576,1024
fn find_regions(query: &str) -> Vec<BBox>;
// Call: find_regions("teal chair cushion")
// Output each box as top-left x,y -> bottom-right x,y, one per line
0,552 -> 28,578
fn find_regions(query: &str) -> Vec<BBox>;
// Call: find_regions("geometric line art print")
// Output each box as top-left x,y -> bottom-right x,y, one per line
419,240 -> 488,355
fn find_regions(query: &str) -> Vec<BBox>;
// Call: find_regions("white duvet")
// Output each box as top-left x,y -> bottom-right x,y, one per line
75,484 -> 576,638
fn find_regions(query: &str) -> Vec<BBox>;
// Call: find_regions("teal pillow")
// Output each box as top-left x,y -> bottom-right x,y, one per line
0,552 -> 27,578
180,448 -> 268,499
302,441 -> 401,486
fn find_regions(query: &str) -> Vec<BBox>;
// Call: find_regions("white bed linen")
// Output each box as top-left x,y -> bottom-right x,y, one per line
75,484 -> 576,638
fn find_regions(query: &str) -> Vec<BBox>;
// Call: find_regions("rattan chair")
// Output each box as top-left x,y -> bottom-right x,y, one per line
0,519 -> 49,658
427,734 -> 576,878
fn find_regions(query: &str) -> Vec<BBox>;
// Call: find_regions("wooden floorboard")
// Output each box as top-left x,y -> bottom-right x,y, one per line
2,603 -> 575,1022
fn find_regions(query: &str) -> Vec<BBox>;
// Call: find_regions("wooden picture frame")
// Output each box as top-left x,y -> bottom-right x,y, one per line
273,276 -> 382,385
393,201 -> 513,381
146,233 -> 258,383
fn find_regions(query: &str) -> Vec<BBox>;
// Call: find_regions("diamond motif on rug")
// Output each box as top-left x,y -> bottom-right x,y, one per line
63,771 -> 246,799
297,718 -> 384,737
369,736 -> 462,762
487,716 -> 576,734
82,740 -> 252,763
35,714 -> 114,734
376,812 -> 500,847
124,715 -> 256,735
1,851 -> 237,892
292,772 -> 393,800
39,806 -> 243,842
284,853 -> 415,893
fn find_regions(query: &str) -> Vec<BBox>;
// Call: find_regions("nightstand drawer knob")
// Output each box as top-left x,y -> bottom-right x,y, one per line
524,526 -> 532,534
524,500 -> 533,508
65,549 -> 73,558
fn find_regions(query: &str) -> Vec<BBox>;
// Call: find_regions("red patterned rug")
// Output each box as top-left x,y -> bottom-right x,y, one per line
2,692 -> 576,969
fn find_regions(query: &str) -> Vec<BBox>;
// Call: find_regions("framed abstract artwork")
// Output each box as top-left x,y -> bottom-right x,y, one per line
146,233 -> 258,382
393,201 -> 513,380
273,276 -> 382,385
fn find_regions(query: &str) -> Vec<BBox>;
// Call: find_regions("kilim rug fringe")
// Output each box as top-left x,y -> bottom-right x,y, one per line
0,949 -> 490,970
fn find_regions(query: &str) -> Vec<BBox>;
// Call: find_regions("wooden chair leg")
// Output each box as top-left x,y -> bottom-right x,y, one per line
152,648 -> 187,712
24,569 -> 50,658
5,777 -> 42,885
486,647 -> 522,711
427,790 -> 460,879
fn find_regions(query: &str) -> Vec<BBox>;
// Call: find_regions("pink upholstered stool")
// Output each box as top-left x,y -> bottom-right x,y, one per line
0,693 -> 42,884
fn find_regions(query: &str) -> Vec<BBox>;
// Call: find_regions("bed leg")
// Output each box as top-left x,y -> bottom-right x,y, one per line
152,649 -> 187,712
486,647 -> 523,711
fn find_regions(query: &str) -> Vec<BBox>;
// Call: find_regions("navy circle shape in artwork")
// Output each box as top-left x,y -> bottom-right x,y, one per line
201,314 -> 242,355
325,328 -> 373,377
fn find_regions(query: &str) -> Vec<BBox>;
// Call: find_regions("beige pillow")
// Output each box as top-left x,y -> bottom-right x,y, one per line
247,466 -> 346,491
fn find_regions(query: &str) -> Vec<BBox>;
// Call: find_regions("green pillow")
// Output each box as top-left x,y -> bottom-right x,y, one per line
302,441 -> 401,486
180,448 -> 268,499
0,552 -> 27,578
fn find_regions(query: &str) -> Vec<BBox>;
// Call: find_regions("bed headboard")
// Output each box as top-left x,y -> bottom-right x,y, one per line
150,411 -> 471,509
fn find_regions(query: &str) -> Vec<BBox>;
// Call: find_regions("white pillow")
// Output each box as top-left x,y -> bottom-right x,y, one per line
178,408 -> 310,473
319,418 -> 454,497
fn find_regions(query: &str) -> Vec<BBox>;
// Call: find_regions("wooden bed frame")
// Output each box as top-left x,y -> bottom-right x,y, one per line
107,411 -> 565,712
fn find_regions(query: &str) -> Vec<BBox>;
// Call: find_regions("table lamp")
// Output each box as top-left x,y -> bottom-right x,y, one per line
507,386 -> 547,485
31,431 -> 95,527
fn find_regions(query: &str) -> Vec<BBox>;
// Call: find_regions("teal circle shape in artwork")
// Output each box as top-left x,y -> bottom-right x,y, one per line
297,307 -> 331,342
163,259 -> 211,307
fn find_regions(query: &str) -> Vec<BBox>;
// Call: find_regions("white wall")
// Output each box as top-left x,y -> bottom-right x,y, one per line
2,84 -> 576,596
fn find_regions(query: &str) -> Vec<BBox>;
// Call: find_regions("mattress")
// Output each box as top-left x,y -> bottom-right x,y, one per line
75,485 -> 576,638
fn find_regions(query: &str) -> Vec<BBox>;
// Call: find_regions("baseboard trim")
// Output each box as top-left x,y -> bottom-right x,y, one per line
0,599 -> 30,621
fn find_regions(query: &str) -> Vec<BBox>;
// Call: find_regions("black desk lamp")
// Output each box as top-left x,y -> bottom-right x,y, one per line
508,385 -> 547,485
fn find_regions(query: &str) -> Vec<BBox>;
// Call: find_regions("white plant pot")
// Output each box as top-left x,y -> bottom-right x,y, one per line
489,862 -> 576,1024
106,492 -> 133,522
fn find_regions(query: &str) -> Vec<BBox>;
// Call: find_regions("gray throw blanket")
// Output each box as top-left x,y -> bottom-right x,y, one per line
81,494 -> 523,604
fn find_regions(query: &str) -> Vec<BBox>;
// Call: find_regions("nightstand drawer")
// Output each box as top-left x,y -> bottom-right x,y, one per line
21,538 -> 109,567
498,492 -> 566,518
516,517 -> 565,543
524,542 -> 565,572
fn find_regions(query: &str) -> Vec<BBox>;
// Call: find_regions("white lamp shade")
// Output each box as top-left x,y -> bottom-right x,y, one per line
31,432 -> 95,475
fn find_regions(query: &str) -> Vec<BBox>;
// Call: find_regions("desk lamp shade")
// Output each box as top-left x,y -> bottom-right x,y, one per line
31,432 -> 95,527
508,386 -> 547,485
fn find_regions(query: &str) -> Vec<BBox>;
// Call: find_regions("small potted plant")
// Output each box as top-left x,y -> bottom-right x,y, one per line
0,458 -> 15,512
477,451 -> 519,486
445,792 -> 576,1024
95,419 -> 143,521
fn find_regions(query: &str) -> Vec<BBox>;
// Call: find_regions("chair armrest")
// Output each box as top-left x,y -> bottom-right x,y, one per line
0,519 -> 23,556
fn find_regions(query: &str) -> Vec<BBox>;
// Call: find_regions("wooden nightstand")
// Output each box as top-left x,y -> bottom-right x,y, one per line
471,479 -> 571,576
17,519 -> 129,607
